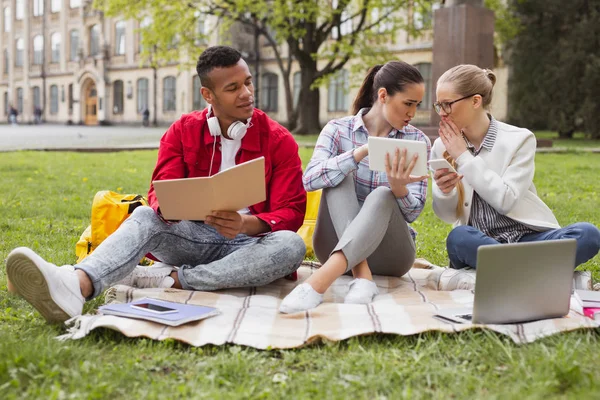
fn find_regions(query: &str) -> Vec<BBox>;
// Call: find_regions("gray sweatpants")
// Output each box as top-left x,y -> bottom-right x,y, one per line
75,206 -> 306,299
313,176 -> 416,276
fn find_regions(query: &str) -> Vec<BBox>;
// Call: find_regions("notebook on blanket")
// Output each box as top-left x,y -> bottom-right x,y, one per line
98,297 -> 220,326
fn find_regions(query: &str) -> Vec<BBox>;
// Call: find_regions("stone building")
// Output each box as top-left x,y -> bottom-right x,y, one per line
0,1 -> 507,128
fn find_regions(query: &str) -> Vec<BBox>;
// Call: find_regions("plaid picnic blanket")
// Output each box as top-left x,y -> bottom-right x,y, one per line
57,260 -> 598,347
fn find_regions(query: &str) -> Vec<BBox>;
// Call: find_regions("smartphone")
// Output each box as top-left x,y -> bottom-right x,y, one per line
130,302 -> 178,314
428,158 -> 457,173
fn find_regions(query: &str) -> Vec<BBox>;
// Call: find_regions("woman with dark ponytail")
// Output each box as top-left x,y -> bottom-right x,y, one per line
280,61 -> 431,313
431,64 -> 599,273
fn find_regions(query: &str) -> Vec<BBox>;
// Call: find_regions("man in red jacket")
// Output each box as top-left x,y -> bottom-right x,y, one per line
5,46 -> 307,324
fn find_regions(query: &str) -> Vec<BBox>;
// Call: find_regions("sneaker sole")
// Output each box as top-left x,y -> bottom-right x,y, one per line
6,250 -> 72,324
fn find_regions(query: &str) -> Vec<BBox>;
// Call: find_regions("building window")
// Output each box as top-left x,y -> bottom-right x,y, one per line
113,80 -> 124,114
192,75 -> 206,110
70,30 -> 79,61
50,85 -> 59,114
70,0 -> 81,8
33,86 -> 41,109
261,73 -> 278,112
16,87 -> 23,113
15,0 -> 23,20
138,17 -> 152,53
90,25 -> 100,56
371,7 -> 393,33
15,38 -> 24,67
33,35 -> 44,65
115,21 -> 126,55
68,84 -> 73,113
328,69 -> 349,112
3,8 -> 9,32
193,11 -> 206,46
33,0 -> 44,16
51,33 -> 61,63
331,0 -> 352,39
51,0 -> 61,13
136,78 -> 149,113
293,71 -> 301,109
3,91 -> 8,115
162,76 -> 176,112
414,63 -> 432,110
413,3 -> 441,30
4,48 -> 9,73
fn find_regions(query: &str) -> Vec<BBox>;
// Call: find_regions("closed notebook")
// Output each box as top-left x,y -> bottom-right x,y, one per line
575,290 -> 600,308
98,297 -> 220,326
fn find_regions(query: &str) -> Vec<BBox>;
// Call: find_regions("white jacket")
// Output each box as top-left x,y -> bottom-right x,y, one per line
431,120 -> 560,231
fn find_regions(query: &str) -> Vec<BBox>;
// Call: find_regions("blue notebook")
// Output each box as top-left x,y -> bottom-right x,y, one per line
98,297 -> 220,326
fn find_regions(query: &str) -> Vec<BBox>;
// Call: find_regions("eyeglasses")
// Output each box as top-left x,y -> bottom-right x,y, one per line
433,94 -> 479,115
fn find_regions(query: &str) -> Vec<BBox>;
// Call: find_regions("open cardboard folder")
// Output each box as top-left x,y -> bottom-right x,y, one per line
153,157 -> 266,221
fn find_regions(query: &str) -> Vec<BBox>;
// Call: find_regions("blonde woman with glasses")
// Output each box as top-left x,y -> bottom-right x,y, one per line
431,64 -> 600,271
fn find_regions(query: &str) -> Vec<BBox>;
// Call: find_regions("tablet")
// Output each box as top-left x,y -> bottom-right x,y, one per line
367,137 -> 428,176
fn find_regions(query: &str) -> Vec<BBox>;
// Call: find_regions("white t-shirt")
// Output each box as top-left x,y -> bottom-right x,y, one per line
219,137 -> 250,215
219,136 -> 242,173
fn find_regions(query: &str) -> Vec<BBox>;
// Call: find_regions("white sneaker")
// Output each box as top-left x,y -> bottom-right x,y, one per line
344,279 -> 379,304
573,271 -> 592,291
279,283 -> 323,314
6,247 -> 84,323
438,267 -> 477,291
115,264 -> 175,289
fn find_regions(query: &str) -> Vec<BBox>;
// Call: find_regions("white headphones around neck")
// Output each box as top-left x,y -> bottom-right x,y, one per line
206,104 -> 252,140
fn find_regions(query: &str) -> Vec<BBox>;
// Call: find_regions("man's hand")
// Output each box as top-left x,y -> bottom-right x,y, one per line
205,211 -> 244,239
385,148 -> 428,198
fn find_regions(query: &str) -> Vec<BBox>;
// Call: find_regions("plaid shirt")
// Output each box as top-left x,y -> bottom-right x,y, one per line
303,108 -> 431,239
466,116 -> 537,243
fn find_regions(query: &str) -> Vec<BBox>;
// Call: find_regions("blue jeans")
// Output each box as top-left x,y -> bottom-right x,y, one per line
446,222 -> 600,269
75,206 -> 306,299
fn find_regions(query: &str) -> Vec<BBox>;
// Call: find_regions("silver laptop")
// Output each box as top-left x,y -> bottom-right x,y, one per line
436,239 -> 577,324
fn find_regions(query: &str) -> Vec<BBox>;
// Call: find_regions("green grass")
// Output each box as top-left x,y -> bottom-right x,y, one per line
1,150 -> 599,399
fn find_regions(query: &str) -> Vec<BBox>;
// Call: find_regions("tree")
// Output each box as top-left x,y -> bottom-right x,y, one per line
96,0 -> 432,134
507,0 -> 600,139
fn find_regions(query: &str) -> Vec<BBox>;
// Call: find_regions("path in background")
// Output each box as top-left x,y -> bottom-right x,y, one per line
1,124 -> 598,153
0,124 -> 165,152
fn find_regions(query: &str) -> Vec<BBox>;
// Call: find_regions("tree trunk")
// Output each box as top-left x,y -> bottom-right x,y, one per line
293,64 -> 321,135
294,87 -> 321,135
281,70 -> 296,131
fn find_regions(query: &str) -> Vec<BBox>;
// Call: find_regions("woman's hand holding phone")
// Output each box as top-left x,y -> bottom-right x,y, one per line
434,168 -> 463,194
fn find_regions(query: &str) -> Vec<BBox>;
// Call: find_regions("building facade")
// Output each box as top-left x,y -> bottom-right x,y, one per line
1,1 -> 507,128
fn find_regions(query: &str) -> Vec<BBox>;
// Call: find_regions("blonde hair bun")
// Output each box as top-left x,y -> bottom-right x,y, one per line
482,68 -> 497,87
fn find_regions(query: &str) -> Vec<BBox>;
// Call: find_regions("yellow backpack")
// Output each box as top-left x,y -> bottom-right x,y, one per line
297,190 -> 322,258
75,191 -> 148,263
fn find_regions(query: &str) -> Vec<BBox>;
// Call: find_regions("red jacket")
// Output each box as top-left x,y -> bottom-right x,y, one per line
147,108 -> 306,233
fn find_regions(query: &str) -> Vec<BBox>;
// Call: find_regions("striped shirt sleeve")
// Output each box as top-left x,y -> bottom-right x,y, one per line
302,122 -> 358,191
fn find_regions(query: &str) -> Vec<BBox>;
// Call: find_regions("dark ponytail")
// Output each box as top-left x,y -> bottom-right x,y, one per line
352,61 -> 424,115
352,64 -> 383,114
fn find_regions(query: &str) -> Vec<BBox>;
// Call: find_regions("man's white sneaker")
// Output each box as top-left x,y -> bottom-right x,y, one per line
115,263 -> 176,289
344,279 -> 379,304
6,247 -> 84,323
279,283 -> 323,314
